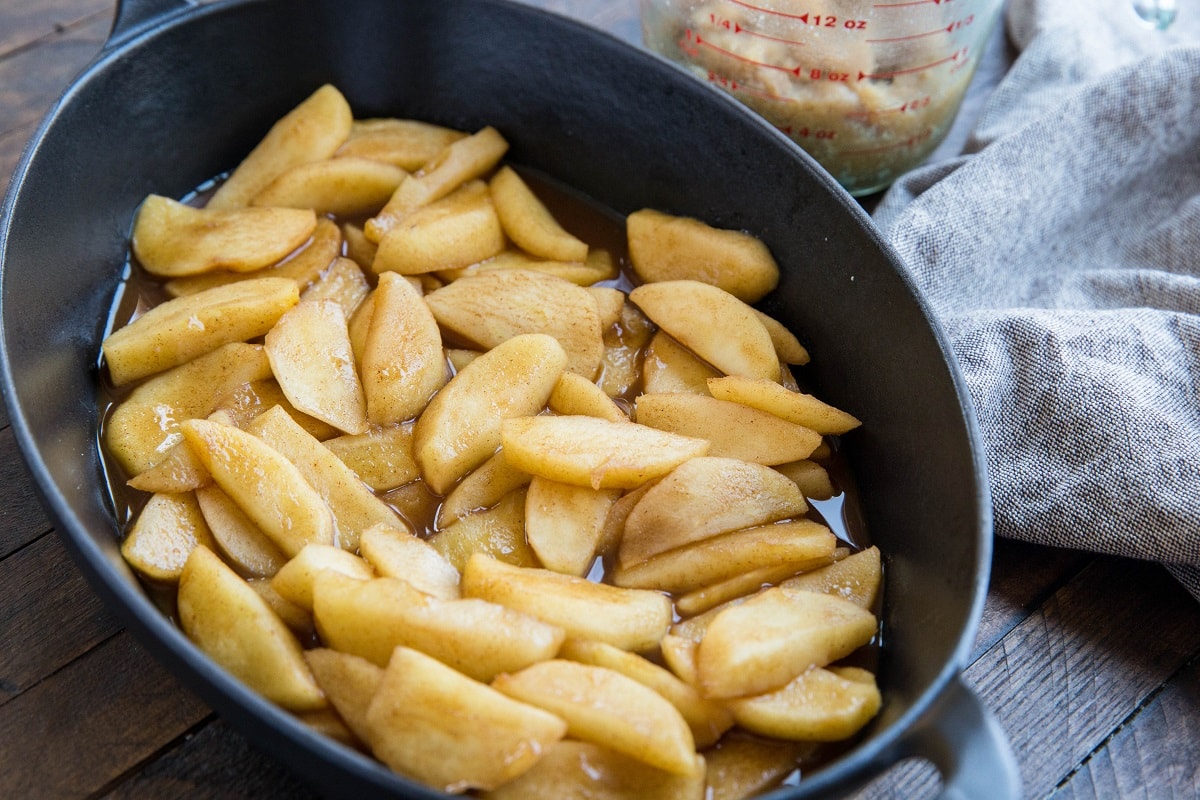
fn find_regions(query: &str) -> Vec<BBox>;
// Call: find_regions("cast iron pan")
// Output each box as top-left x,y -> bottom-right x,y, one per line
0,0 -> 1019,797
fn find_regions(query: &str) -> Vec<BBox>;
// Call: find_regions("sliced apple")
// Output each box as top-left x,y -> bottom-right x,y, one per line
424,268 -> 604,378
628,280 -> 779,382
634,392 -> 822,465
501,415 -> 709,490
479,740 -> 706,800
102,276 -> 299,386
247,405 -> 407,552
179,417 -> 334,557
489,166 -> 588,262
207,84 -> 353,210
696,587 -> 878,698
313,572 -> 564,682
525,476 -> 620,576
177,545 -> 325,710
359,522 -> 461,600
366,125 -> 509,241
105,342 -> 272,475
372,179 -> 506,275
163,216 -> 342,298
707,375 -> 861,435
626,208 -> 779,304
492,660 -> 696,774
322,422 -> 419,493
195,484 -> 288,579
612,519 -> 837,594
364,646 -> 566,793
461,554 -> 672,652
132,194 -> 316,278
617,456 -> 807,567
642,331 -> 721,395
428,488 -> 536,570
413,332 -> 566,494
271,543 -> 374,611
265,299 -> 368,435
337,117 -> 467,170
360,271 -> 449,425
119,491 -> 216,583
726,666 -> 882,741
558,639 -> 734,749
252,156 -> 407,216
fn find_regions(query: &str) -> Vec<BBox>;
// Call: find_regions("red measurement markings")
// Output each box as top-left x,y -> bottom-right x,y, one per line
840,128 -> 933,156
682,28 -> 804,76
858,47 -> 967,79
866,14 -> 974,43
707,14 -> 808,47
725,0 -> 867,29
726,0 -> 818,21
844,95 -> 932,118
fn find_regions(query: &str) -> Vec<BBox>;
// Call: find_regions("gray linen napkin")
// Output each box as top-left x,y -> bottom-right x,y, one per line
872,0 -> 1200,600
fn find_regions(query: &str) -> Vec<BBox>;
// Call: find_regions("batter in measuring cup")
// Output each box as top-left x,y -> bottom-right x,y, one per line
641,0 -> 984,195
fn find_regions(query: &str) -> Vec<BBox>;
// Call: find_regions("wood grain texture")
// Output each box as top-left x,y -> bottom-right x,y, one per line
0,631 -> 211,798
2,1 -> 1200,799
1052,656 -> 1200,799
0,0 -> 110,57
0,11 -> 109,197
0,426 -> 52,558
0,533 -> 118,702
102,719 -> 319,800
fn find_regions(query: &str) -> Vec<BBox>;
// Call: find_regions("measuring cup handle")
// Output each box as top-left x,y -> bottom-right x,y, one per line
904,675 -> 1022,800
107,0 -> 195,49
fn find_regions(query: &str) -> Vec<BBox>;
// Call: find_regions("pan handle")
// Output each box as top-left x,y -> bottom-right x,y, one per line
903,675 -> 1022,799
107,0 -> 196,48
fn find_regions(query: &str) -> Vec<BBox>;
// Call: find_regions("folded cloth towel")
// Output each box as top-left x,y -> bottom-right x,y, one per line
872,0 -> 1200,600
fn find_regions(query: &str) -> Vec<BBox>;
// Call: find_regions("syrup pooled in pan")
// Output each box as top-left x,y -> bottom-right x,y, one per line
97,129 -> 882,796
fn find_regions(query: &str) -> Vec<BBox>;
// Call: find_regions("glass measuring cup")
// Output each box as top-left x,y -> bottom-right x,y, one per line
640,0 -> 1005,196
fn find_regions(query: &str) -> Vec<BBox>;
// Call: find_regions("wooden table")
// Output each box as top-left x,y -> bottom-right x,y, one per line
2,1 -> 1199,797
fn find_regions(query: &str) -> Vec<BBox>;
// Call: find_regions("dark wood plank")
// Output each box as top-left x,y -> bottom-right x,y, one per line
0,11 -> 109,195
0,532 -> 120,703
0,426 -> 54,558
0,630 -> 212,798
0,0 -> 111,57
977,557 -> 1200,798
975,537 -> 1090,657
102,718 -> 319,800
1051,655 -> 1200,798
